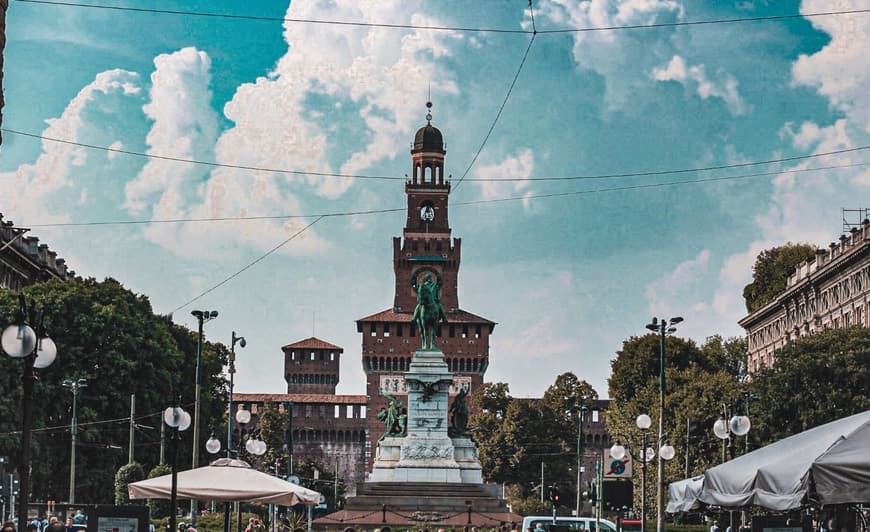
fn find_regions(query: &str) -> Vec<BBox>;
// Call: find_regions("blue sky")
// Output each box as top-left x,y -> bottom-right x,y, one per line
3,0 -> 869,399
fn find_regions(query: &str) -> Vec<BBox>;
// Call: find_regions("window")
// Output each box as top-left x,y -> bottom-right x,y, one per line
334,405 -> 340,418
475,325 -> 481,339
346,406 -> 354,419
360,406 -> 366,418
592,410 -> 599,423
291,351 -> 296,360
397,324 -> 403,337
330,351 -> 335,361
370,324 -> 376,337
449,325 -> 455,338
384,324 -> 391,337
305,405 -> 312,418
461,325 -> 468,339
310,351 -> 315,361
319,406 -> 326,418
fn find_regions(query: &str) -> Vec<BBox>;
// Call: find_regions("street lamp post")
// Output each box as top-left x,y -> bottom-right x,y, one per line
609,414 -> 675,532
574,402 -> 588,518
2,295 -> 58,532
62,378 -> 88,504
227,331 -> 246,458
645,316 -> 682,532
164,402 -> 192,532
189,309 -> 217,523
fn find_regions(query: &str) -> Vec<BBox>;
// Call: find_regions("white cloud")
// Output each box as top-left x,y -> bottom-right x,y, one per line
474,148 -> 535,211
0,69 -> 140,223
119,47 -> 333,259
532,0 -> 684,111
106,140 -> 124,160
652,55 -> 746,115
793,0 -> 870,135
645,249 -> 711,316
216,0 -> 461,199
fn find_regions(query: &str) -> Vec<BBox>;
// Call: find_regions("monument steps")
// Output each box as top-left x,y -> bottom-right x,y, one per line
346,482 -> 509,512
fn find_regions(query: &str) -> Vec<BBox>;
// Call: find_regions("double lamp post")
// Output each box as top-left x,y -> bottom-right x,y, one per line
1,295 -> 58,532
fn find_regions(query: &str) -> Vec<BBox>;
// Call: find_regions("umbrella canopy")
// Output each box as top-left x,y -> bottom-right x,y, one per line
129,458 -> 322,506
668,410 -> 870,511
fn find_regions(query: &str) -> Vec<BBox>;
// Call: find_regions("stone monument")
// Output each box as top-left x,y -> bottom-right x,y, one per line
314,299 -> 518,528
369,345 -> 482,483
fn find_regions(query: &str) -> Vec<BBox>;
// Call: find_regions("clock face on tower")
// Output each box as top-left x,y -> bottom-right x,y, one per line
420,205 -> 435,222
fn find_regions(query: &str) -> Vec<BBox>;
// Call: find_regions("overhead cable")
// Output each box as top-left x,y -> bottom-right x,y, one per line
12,0 -> 870,35
22,161 -> 870,228
6,128 -> 867,185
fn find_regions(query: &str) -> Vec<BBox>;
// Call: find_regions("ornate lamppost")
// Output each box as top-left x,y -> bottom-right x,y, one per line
164,402 -> 192,532
574,402 -> 588,518
645,316 -> 682,532
610,414 -> 675,532
2,295 -> 58,532
226,331 -> 245,458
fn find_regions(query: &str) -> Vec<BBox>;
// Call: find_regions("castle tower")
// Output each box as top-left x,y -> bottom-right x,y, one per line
357,103 -> 495,471
282,337 -> 343,394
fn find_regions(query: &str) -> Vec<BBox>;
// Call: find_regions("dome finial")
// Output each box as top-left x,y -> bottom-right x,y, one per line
425,100 -> 433,124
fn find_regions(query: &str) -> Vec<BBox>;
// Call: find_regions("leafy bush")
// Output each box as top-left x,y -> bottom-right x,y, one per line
115,462 -> 145,504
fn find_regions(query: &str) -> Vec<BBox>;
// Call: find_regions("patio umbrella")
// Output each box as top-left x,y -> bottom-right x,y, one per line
128,457 -> 322,506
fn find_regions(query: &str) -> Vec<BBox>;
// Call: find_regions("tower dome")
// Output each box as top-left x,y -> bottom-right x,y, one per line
412,101 -> 446,154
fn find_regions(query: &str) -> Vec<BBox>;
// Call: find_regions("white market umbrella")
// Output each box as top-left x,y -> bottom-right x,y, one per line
129,458 -> 321,506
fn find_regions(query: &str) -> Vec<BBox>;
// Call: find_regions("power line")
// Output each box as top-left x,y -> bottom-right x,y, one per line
454,33 -> 536,192
7,128 -> 866,185
1,128 -> 403,181
12,0 -> 870,35
23,160 -> 870,229
170,216 -> 323,313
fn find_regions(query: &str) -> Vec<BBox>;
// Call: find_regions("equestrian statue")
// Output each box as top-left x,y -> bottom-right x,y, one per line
411,272 -> 448,350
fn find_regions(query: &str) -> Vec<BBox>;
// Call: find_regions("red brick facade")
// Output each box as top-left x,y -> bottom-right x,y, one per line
283,337 -> 343,395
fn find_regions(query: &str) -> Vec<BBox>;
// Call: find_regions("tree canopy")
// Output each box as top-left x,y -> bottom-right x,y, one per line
470,373 -> 598,512
742,242 -> 817,313
0,278 -> 229,504
749,326 -> 870,443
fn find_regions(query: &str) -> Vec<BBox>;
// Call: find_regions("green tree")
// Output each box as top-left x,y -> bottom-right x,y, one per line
742,242 -> 817,312
0,278 -> 229,504
608,334 -> 715,404
750,326 -> 870,444
114,462 -> 145,504
147,463 -> 172,518
470,374 -> 599,512
606,334 -> 747,512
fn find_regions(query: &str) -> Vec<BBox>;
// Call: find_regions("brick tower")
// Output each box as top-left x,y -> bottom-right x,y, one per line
357,103 -> 495,471
282,337 -> 343,394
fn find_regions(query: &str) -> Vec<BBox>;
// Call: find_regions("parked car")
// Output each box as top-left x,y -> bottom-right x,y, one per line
521,516 -> 618,532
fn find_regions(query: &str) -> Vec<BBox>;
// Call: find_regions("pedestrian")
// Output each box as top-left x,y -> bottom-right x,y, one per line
46,523 -> 65,532
2,522 -> 15,532
710,520 -> 720,532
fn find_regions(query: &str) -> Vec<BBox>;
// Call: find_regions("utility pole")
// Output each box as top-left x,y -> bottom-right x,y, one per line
63,378 -> 88,504
129,394 -> 136,463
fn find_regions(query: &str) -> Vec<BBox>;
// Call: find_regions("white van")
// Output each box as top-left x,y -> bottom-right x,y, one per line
521,516 -> 618,532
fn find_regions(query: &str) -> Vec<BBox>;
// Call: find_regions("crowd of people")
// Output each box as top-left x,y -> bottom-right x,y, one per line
2,510 -> 87,532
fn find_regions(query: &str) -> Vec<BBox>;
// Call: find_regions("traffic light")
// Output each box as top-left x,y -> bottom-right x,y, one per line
548,485 -> 561,507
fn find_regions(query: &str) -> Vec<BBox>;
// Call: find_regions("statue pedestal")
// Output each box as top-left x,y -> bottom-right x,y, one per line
370,348 -> 469,483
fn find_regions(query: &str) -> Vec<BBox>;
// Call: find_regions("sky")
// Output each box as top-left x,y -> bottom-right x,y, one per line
2,0 -> 869,400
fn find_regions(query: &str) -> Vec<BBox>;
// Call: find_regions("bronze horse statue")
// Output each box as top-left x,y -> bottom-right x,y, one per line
412,273 -> 448,350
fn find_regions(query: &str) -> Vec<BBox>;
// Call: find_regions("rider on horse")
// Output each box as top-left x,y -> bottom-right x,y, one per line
412,273 -> 448,350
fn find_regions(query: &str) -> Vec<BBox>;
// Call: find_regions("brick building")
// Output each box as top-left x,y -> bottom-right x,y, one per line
739,220 -> 870,372
356,107 -> 496,469
232,336 -> 369,487
0,213 -> 75,290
